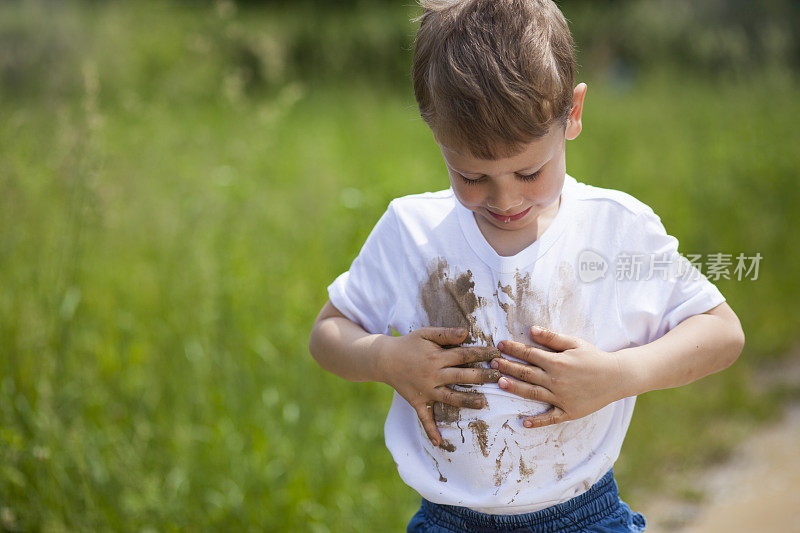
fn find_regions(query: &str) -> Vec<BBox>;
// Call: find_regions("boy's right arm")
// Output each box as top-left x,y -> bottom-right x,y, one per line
308,300 -> 501,446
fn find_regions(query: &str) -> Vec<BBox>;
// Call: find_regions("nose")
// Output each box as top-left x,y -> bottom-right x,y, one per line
487,189 -> 523,213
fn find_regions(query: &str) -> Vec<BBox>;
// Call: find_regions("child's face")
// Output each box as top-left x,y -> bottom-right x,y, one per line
438,83 -> 586,236
439,126 -> 568,233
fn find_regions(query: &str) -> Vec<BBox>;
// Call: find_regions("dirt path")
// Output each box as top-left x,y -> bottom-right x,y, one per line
642,357 -> 800,533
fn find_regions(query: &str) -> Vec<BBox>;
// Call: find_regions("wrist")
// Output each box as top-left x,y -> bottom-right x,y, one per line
372,334 -> 397,385
613,347 -> 648,398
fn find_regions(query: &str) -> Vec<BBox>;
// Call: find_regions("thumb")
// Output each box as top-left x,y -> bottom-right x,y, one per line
416,326 -> 469,346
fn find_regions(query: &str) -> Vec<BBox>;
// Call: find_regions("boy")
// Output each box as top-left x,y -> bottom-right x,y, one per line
308,0 -> 745,530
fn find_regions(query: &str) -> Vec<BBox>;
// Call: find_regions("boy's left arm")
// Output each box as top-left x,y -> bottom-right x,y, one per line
492,302 -> 745,428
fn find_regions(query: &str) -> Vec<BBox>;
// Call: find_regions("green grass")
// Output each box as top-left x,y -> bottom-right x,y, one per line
1,1 -> 799,530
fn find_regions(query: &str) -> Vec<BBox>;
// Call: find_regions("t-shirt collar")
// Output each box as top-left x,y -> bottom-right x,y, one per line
453,174 -> 577,273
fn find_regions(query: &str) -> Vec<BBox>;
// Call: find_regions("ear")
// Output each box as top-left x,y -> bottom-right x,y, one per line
565,83 -> 587,141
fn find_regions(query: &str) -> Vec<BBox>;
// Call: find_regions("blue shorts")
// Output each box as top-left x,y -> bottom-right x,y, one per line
407,469 -> 646,532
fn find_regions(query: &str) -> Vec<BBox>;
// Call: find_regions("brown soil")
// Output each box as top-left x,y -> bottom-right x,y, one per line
641,355 -> 800,532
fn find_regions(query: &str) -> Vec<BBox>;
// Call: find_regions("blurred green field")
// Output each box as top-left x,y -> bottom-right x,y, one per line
1,0 -> 799,530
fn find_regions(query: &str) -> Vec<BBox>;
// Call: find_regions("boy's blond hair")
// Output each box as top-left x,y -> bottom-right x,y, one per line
412,0 -> 576,159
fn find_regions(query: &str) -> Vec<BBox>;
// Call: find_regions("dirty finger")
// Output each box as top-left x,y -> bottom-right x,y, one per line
414,402 -> 443,446
441,367 -> 500,385
435,386 -> 486,409
447,345 -> 502,367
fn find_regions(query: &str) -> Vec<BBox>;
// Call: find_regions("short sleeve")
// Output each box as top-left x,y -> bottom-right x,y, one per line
615,208 -> 726,347
327,202 -> 403,336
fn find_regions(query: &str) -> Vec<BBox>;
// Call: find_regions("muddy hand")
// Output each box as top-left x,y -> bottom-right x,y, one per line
378,326 -> 501,446
492,326 -> 624,428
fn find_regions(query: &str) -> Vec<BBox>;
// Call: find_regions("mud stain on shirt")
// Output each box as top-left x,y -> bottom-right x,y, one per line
433,390 -> 486,428
421,257 -> 498,428
554,415 -> 594,447
496,261 -> 594,344
419,257 -> 495,346
497,270 -> 548,344
468,419 -> 490,457
493,443 -> 509,486
415,256 -> 597,490
438,439 -> 456,452
552,261 -> 594,339
519,456 -> 535,478
554,462 -> 567,480
424,448 -> 447,482
433,402 -> 461,425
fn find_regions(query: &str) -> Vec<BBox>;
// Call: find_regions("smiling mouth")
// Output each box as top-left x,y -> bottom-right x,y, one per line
488,206 -> 531,223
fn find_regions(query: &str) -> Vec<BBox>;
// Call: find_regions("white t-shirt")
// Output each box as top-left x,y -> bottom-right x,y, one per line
327,174 -> 725,514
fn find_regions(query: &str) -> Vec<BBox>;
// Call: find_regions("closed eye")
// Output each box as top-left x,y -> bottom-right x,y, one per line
515,170 -> 541,182
458,173 -> 486,185
456,169 -> 541,185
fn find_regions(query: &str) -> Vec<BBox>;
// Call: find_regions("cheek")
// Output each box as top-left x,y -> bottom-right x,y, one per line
449,176 -> 483,206
454,184 -> 484,207
537,175 -> 565,205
